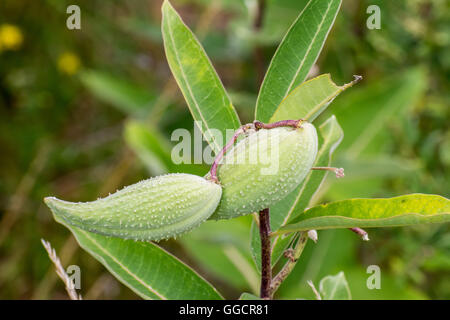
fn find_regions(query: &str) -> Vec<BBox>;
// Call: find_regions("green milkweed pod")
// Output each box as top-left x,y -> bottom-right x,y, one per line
210,122 -> 318,220
45,173 -> 222,241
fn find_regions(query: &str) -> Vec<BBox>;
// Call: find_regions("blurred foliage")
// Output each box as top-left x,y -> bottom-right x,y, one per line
0,0 -> 448,299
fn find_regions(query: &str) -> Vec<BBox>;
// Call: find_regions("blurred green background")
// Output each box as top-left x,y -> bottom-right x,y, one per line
0,0 -> 449,299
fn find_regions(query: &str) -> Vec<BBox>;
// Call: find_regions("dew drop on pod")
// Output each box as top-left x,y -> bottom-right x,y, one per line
210,121 -> 318,220
45,173 -> 222,241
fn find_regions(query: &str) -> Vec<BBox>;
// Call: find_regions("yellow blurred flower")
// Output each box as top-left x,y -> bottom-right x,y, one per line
0,24 -> 23,50
57,52 -> 81,75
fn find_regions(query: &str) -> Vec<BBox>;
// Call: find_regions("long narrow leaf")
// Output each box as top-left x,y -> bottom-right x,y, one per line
255,0 -> 342,122
57,220 -> 223,300
270,74 -> 359,123
162,1 -> 241,154
277,194 -> 450,234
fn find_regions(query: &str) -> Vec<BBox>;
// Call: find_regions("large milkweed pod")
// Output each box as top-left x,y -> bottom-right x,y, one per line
210,122 -> 318,220
45,173 -> 222,241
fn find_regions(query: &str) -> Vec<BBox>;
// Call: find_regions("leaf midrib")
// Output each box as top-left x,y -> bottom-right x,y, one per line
79,229 -> 167,299
165,18 -> 221,153
282,0 -> 335,99
279,212 -> 450,233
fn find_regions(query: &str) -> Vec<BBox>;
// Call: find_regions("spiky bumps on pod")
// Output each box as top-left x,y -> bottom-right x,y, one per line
210,123 -> 318,220
45,173 -> 222,241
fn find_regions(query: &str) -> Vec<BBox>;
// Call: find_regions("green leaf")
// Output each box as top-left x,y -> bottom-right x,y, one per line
239,292 -> 262,300
270,74 -> 359,123
161,0 -> 241,154
250,116 -> 344,270
255,0 -> 342,122
79,70 -> 154,116
319,272 -> 351,300
277,194 -> 450,234
57,221 -> 223,300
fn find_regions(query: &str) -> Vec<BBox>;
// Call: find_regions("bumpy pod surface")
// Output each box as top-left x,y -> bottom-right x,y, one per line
211,123 -> 318,220
45,173 -> 222,241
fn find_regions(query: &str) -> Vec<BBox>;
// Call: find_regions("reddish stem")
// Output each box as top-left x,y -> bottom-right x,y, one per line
349,227 -> 370,241
209,119 -> 307,184
253,119 -> 304,130
259,208 -> 272,299
209,123 -> 253,183
311,166 -> 345,178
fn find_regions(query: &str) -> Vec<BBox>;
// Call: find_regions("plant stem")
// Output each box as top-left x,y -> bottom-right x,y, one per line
254,119 -> 304,130
349,227 -> 370,241
311,166 -> 345,178
41,239 -> 82,300
270,232 -> 308,295
209,123 -> 254,183
259,208 -> 272,299
253,0 -> 266,32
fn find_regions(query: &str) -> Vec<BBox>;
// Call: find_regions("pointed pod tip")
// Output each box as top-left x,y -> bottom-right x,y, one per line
43,196 -> 55,205
43,196 -> 64,212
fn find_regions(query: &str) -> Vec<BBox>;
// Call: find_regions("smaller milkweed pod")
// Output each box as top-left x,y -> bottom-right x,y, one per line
45,173 -> 222,241
210,122 -> 318,220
